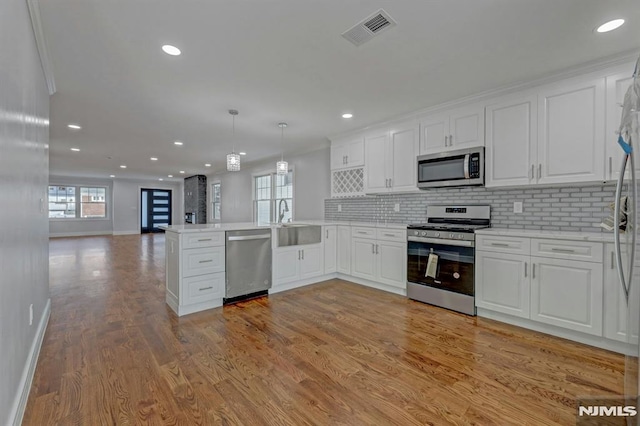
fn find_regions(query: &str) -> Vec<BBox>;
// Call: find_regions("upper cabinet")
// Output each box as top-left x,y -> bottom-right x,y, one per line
330,137 -> 365,198
330,137 -> 364,170
419,104 -> 484,154
606,66 -> 637,182
364,120 -> 419,194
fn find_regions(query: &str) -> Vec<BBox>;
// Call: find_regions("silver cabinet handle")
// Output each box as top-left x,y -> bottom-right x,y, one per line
538,164 -> 542,179
375,244 -> 379,254
326,229 -> 329,239
198,259 -> 213,263
551,248 -> 575,253
199,286 -> 213,291
301,249 -> 304,260
388,178 -> 392,187
490,242 -> 509,247
198,238 -> 212,242
444,135 -> 448,147
298,250 -> 301,260
530,164 -> 534,180
383,233 -> 395,237
357,231 -> 368,235
524,262 -> 527,278
346,155 -> 349,164
611,251 -> 615,270
532,263 -> 536,279
450,134 -> 453,146
609,156 -> 613,180
371,244 -> 375,254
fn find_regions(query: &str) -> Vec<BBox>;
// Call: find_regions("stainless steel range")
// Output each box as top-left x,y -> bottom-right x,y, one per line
406,205 -> 490,315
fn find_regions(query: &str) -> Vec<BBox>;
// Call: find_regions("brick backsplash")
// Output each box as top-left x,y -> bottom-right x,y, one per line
324,183 -> 623,233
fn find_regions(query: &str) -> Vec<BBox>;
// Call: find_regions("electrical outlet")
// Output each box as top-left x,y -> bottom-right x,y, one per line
394,203 -> 400,212
338,204 -> 342,212
513,201 -> 523,214
29,304 -> 33,326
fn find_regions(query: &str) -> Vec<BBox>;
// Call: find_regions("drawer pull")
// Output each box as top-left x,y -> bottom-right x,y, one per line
199,286 -> 213,291
198,259 -> 213,263
198,238 -> 212,242
490,243 -> 510,247
550,248 -> 576,253
383,233 -> 396,237
357,231 -> 369,235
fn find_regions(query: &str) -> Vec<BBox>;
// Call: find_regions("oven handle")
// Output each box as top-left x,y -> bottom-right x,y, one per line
408,236 -> 474,248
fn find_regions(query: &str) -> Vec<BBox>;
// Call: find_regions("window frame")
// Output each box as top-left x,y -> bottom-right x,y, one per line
252,167 -> 294,224
211,181 -> 221,222
48,184 -> 110,221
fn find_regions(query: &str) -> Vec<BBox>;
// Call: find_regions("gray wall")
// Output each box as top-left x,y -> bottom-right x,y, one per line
325,183 -> 617,233
0,0 -> 51,423
208,147 -> 330,223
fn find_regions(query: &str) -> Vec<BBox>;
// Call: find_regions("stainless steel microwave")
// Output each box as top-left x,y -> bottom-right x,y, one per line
417,147 -> 484,189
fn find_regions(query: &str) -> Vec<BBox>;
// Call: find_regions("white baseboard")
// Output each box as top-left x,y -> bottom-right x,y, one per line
112,230 -> 140,235
49,231 -> 111,238
9,298 -> 51,426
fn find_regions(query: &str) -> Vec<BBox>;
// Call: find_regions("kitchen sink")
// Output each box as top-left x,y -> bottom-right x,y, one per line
276,224 -> 322,247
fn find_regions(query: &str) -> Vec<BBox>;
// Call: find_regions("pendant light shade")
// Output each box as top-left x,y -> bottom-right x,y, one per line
276,122 -> 288,176
227,109 -> 241,172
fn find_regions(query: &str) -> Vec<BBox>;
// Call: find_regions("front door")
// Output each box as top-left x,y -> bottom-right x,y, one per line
141,189 -> 172,233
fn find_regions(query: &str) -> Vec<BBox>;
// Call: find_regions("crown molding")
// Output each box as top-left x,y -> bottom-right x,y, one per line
26,0 -> 56,95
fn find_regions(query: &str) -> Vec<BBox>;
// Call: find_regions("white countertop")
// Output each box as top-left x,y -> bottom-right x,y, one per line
476,227 -> 619,243
160,220 -> 407,234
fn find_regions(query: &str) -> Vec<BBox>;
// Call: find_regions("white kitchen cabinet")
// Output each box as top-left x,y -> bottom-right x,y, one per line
331,137 -> 364,170
377,240 -> 406,289
530,256 -> 603,336
605,66 -> 636,182
536,75 -> 605,185
364,121 -> 419,194
485,93 -> 538,187
476,251 -> 530,318
323,226 -> 337,274
351,227 -> 406,288
336,225 -> 351,274
273,244 -> 324,286
419,104 -> 484,154
351,237 -> 377,281
603,243 -> 639,344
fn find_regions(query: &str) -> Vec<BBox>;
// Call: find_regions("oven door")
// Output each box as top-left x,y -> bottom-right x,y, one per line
407,237 -> 475,296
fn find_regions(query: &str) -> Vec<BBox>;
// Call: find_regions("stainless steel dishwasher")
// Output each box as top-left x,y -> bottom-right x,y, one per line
225,229 -> 272,302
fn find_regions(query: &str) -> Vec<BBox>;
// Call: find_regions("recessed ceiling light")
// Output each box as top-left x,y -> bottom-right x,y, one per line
159,178 -> 164,181
162,44 -> 181,56
179,170 -> 185,174
120,165 -> 127,169
150,157 -> 158,161
205,163 -> 211,167
342,113 -> 353,119
109,175 -> 115,178
67,124 -> 81,130
596,19 -> 625,33
239,152 -> 247,156
70,147 -> 80,152
168,175 -> 173,178
174,141 -> 183,146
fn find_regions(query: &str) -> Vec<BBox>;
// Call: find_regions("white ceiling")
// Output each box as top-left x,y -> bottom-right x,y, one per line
39,0 -> 640,181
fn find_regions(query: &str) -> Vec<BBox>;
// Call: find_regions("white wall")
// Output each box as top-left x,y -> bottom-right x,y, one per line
208,147 -> 330,223
0,0 -> 51,424
112,179 -> 183,234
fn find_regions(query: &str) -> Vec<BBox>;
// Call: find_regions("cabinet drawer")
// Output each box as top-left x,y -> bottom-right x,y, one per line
183,272 -> 225,305
182,246 -> 225,277
352,227 -> 376,239
476,235 -> 530,255
531,238 -> 603,262
182,232 -> 224,249
376,228 -> 406,242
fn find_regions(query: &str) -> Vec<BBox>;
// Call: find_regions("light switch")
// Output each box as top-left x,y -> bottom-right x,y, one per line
513,201 -> 523,214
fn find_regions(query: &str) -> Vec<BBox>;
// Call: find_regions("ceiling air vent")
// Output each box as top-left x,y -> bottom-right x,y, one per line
342,9 -> 397,46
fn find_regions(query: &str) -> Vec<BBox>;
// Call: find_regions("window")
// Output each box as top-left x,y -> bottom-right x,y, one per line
211,182 -> 221,221
48,185 -> 107,219
253,170 -> 293,224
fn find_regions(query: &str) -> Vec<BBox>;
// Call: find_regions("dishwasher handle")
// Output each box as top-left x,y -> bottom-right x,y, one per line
227,234 -> 271,241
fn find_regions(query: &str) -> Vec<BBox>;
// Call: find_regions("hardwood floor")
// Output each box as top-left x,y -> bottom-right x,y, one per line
23,234 -> 624,425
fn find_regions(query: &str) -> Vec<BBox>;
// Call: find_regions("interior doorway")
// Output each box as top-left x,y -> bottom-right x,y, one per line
141,189 -> 172,233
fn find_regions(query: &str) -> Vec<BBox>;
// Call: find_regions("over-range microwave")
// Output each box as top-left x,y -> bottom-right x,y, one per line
417,147 -> 484,189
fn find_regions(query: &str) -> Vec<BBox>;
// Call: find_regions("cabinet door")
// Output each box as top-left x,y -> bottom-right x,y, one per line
273,247 -> 300,285
420,114 -> 448,154
330,144 -> 348,170
603,243 -> 639,344
605,69 -> 636,182
389,122 -> 419,192
351,238 -> 377,281
324,226 -> 337,274
300,245 -> 324,280
183,272 -> 225,305
347,139 -> 365,167
376,240 -> 406,288
475,251 -> 530,318
337,225 -> 351,274
449,105 -> 484,150
530,256 -> 603,336
485,94 -> 537,187
364,132 -> 390,193
537,76 -> 605,185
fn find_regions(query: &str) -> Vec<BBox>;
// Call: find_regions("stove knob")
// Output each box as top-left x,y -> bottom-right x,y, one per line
449,233 -> 454,239
421,231 -> 427,237
435,232 -> 440,238
458,234 -> 464,239
414,231 -> 419,236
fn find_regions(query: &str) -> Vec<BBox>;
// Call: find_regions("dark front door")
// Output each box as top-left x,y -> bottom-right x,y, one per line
141,189 -> 172,233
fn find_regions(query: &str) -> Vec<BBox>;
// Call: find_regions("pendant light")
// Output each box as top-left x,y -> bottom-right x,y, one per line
276,122 -> 288,175
226,109 -> 241,172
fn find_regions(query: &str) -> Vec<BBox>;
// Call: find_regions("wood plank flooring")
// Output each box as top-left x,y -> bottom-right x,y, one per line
23,234 -> 625,425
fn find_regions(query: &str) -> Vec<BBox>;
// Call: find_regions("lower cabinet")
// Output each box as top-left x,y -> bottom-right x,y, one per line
273,244 -> 324,286
475,251 -> 530,318
603,243 -> 639,343
336,225 -> 351,274
351,230 -> 406,289
323,226 -> 337,274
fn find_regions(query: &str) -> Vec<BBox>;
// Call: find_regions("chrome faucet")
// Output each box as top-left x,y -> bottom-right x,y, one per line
277,199 -> 289,223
